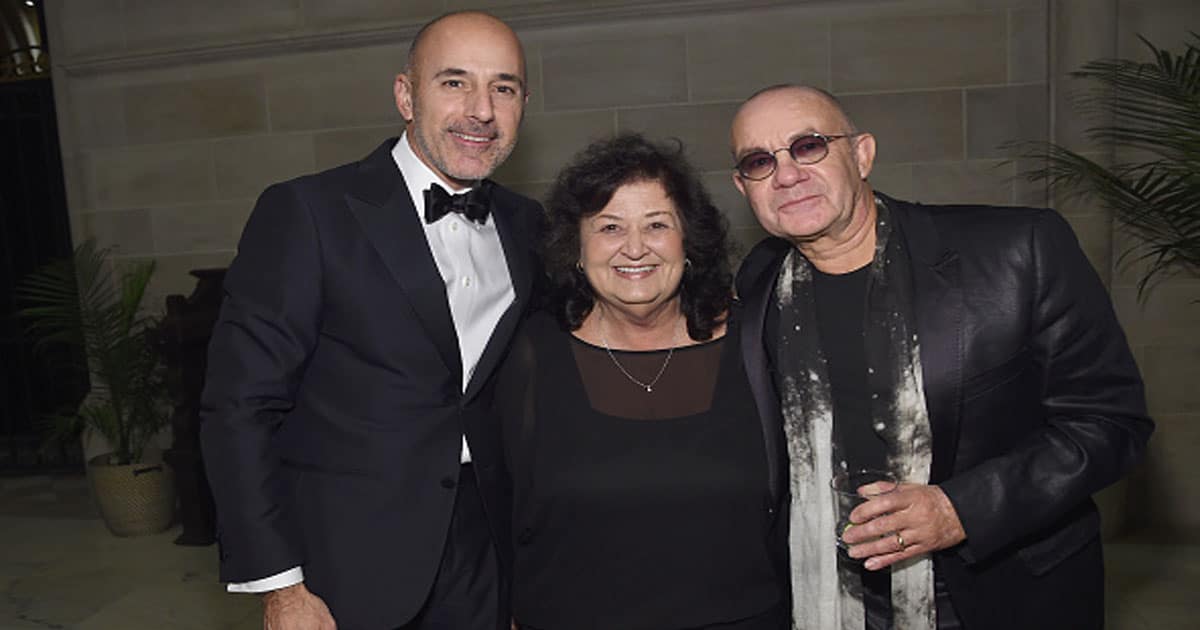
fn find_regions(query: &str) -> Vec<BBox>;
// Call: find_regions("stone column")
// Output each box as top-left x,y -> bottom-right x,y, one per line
1050,0 -> 1129,539
1050,0 -> 1118,287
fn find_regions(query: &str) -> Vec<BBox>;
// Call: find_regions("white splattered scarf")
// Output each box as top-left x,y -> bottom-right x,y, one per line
774,199 -> 935,629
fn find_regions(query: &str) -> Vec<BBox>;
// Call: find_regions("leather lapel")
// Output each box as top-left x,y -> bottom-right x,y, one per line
886,194 -> 964,483
738,240 -> 791,506
464,187 -> 535,401
344,139 -> 462,384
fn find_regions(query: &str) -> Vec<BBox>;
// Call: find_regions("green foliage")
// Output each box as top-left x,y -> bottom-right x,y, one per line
1018,33 -> 1200,296
16,239 -> 168,465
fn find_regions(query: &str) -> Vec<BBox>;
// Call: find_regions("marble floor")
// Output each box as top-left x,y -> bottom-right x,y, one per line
1,474 -> 1196,629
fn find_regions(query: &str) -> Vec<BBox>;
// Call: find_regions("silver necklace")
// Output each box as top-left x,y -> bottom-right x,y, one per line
597,311 -> 681,393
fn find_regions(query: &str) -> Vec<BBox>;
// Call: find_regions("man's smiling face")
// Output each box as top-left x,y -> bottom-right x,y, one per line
395,13 -> 527,188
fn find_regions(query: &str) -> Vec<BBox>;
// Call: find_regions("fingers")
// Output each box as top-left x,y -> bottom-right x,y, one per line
860,538 -> 923,571
848,482 -> 912,524
845,484 -> 944,542
841,506 -> 903,545
856,480 -> 898,497
846,525 -> 917,562
841,484 -> 968,570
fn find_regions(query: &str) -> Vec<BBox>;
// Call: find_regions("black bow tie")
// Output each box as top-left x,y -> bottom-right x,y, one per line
424,182 -> 491,225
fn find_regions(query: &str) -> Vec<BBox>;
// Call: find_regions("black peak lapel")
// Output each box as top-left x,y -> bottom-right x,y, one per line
464,186 -> 536,401
344,138 -> 462,385
490,185 -> 535,305
738,237 -> 792,506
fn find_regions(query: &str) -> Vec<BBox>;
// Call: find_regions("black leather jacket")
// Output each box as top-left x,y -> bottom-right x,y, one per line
736,193 -> 1152,630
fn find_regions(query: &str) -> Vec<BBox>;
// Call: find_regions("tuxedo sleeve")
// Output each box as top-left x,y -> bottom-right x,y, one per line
938,209 -> 1153,564
200,181 -> 323,583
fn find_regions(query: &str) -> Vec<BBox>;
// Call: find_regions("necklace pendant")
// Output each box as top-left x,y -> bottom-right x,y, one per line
597,311 -> 678,398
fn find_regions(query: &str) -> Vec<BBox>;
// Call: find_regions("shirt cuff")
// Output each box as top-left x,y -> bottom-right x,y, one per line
226,566 -> 304,593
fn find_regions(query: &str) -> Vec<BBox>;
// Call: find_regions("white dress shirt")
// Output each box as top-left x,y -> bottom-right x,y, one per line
228,133 -> 515,593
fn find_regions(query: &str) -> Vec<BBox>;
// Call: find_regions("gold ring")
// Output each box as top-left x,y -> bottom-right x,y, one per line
895,532 -> 906,551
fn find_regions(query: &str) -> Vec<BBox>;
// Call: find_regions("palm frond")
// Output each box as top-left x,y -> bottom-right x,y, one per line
117,259 -> 156,332
16,238 -> 169,464
16,257 -> 84,351
1016,33 -> 1200,297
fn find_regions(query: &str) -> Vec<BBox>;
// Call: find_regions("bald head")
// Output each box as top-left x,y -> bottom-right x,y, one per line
406,11 -> 526,88
732,85 -> 857,153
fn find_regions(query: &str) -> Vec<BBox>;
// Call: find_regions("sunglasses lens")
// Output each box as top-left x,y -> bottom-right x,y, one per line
738,152 -> 776,180
789,135 -> 830,164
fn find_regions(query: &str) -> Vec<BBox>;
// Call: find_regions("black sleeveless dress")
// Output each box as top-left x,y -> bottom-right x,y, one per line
498,312 -> 784,630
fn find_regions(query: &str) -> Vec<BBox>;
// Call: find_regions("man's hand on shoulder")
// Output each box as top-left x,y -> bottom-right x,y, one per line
263,583 -> 336,630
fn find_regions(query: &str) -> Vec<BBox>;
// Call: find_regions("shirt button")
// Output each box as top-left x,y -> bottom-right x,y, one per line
441,477 -> 457,489
450,222 -> 458,232
462,277 -> 471,287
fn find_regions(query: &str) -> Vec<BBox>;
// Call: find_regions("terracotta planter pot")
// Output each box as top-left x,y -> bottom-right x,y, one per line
87,453 -> 176,536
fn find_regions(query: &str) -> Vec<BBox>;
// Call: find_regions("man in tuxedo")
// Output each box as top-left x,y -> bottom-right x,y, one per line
200,11 -> 540,630
730,85 -> 1152,629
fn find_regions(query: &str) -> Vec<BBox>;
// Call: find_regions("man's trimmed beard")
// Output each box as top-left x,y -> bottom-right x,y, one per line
407,92 -> 518,184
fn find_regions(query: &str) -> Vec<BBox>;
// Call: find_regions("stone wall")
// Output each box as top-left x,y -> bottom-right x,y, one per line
41,0 -> 1200,538
1106,1 -> 1200,541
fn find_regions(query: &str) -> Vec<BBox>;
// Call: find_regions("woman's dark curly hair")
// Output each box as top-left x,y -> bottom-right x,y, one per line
542,133 -> 732,341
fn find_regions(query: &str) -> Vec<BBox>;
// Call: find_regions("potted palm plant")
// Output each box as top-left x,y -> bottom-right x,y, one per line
17,239 -> 175,536
1018,33 -> 1200,295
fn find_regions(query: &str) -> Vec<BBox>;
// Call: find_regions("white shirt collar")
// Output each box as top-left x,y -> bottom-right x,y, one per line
391,131 -> 479,222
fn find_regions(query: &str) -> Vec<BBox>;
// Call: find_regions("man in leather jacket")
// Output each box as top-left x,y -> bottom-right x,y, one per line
730,84 -> 1152,629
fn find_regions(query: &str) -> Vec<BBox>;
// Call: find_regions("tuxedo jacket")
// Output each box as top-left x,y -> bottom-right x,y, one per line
200,138 -> 541,630
735,193 -> 1153,630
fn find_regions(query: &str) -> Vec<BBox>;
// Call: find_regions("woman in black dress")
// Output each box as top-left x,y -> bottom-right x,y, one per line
498,134 -> 788,630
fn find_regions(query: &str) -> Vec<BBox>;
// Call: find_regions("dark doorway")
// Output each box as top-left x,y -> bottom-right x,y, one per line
1,1 -> 84,473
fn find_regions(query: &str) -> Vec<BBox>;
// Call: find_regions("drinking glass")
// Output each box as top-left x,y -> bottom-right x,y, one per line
831,469 -> 898,549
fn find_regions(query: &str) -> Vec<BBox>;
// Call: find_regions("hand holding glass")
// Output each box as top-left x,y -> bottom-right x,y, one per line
831,469 -> 899,550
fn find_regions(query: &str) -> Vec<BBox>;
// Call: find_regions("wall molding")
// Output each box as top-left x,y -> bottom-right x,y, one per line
57,0 -> 813,77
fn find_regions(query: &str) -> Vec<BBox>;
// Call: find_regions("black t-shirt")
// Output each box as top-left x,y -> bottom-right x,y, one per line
812,265 -> 890,472
763,264 -> 889,471
812,265 -> 895,628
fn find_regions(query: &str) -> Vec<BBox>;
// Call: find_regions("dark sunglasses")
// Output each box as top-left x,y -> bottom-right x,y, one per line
734,132 -> 854,181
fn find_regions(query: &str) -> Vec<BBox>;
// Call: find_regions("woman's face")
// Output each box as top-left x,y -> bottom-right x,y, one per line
579,179 -> 687,320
